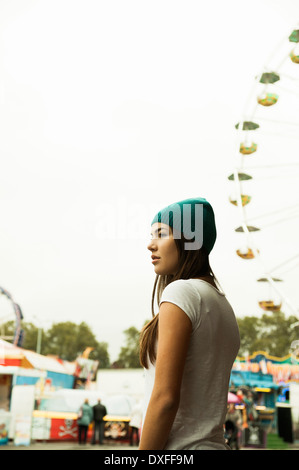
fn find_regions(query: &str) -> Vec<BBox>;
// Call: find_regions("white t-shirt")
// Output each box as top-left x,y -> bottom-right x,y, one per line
143,279 -> 240,450
129,402 -> 143,429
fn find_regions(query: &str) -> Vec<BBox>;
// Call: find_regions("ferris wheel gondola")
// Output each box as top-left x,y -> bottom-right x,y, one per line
228,24 -> 299,317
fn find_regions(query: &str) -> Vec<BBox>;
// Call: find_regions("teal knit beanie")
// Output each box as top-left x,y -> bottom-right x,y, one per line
151,197 -> 216,253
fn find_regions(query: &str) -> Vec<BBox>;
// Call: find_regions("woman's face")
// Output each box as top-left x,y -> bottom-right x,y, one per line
147,223 -> 180,276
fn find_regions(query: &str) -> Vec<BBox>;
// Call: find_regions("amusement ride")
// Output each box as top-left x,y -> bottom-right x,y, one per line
0,287 -> 24,347
228,24 -> 299,329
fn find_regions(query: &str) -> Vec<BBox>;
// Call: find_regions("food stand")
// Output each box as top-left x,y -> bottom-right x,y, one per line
230,351 -> 299,447
32,389 -> 134,443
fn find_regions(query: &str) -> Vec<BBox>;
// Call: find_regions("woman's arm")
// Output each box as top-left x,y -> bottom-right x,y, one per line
139,301 -> 192,450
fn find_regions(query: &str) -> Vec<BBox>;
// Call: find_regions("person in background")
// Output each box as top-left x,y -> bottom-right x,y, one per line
243,390 -> 258,423
77,398 -> 93,444
225,403 -> 242,449
92,398 -> 107,445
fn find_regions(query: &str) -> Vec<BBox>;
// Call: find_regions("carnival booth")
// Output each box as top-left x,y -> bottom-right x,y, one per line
0,339 -> 75,397
32,388 -> 135,442
230,351 -> 299,447
0,339 -> 137,444
0,339 -> 78,445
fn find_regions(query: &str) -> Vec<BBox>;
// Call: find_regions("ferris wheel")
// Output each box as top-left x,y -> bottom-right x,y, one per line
0,286 -> 24,346
228,24 -> 299,318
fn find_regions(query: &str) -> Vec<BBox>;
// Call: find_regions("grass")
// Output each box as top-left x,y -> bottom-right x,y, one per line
266,433 -> 289,450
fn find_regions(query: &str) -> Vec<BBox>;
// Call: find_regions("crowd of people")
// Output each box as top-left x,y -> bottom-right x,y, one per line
224,388 -> 261,449
77,398 -> 107,445
76,398 -> 143,446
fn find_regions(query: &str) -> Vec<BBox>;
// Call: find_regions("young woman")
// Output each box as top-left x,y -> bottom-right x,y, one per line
139,197 -> 240,450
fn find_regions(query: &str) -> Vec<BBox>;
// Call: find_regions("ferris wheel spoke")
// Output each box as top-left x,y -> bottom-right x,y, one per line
257,211 -> 299,230
251,172 -> 299,181
275,260 -> 299,276
269,253 -> 299,275
279,72 -> 299,82
252,115 -> 299,128
247,203 -> 299,223
273,83 -> 299,99
246,163 -> 299,171
253,130 -> 299,142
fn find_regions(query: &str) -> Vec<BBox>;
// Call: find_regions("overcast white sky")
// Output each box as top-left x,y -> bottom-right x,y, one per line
1,0 -> 299,361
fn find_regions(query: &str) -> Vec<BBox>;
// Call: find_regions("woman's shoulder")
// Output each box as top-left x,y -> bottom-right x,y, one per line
164,278 -> 207,290
164,278 -> 192,290
160,280 -> 202,326
162,279 -> 201,298
163,278 -> 225,298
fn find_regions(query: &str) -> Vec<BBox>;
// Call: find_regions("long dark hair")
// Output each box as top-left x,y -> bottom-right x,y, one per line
139,233 -> 221,368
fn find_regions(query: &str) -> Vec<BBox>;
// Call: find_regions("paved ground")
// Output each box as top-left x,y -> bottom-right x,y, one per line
1,440 -> 138,450
2,439 -> 299,451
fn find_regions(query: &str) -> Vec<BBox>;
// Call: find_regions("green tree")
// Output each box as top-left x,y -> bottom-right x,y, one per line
88,342 -> 110,369
0,320 -> 45,352
237,316 -> 262,355
0,320 -> 16,342
116,326 -> 141,368
0,320 -> 110,367
237,311 -> 298,357
43,321 -> 110,366
257,311 -> 298,357
22,322 -> 45,352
